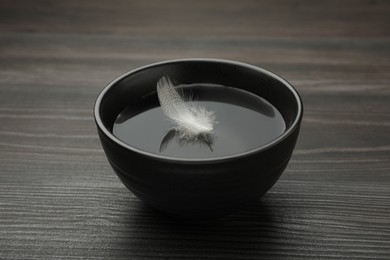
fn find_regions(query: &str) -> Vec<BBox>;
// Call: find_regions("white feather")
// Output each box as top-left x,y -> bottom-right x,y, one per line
156,76 -> 215,139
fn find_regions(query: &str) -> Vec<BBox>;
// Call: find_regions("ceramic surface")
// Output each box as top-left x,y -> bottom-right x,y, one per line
94,59 -> 303,218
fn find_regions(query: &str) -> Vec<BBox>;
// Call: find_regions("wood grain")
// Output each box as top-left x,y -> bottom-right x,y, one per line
0,0 -> 389,259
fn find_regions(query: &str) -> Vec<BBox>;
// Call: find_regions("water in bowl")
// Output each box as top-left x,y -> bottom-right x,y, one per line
113,84 -> 286,159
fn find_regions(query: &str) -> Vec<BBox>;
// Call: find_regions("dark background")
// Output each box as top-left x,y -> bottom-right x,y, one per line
0,0 -> 389,259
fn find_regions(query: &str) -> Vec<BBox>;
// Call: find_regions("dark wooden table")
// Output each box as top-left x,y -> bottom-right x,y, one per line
1,0 -> 389,259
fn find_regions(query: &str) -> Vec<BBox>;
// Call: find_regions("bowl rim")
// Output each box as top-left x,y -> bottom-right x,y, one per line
94,58 -> 303,163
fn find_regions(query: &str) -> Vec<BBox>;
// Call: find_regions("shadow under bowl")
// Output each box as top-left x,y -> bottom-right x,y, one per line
94,59 -> 303,219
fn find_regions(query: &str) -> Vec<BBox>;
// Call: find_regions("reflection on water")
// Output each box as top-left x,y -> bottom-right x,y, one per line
159,130 -> 214,152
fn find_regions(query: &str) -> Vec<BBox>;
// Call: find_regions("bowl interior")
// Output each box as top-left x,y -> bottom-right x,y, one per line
95,59 -> 302,159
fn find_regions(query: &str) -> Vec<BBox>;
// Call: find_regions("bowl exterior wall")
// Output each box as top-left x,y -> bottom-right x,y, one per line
97,123 -> 300,218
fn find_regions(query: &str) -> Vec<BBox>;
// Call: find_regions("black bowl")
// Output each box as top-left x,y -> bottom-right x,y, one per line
94,59 -> 303,219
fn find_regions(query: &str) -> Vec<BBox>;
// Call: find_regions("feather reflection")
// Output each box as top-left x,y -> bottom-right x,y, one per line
159,130 -> 214,153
